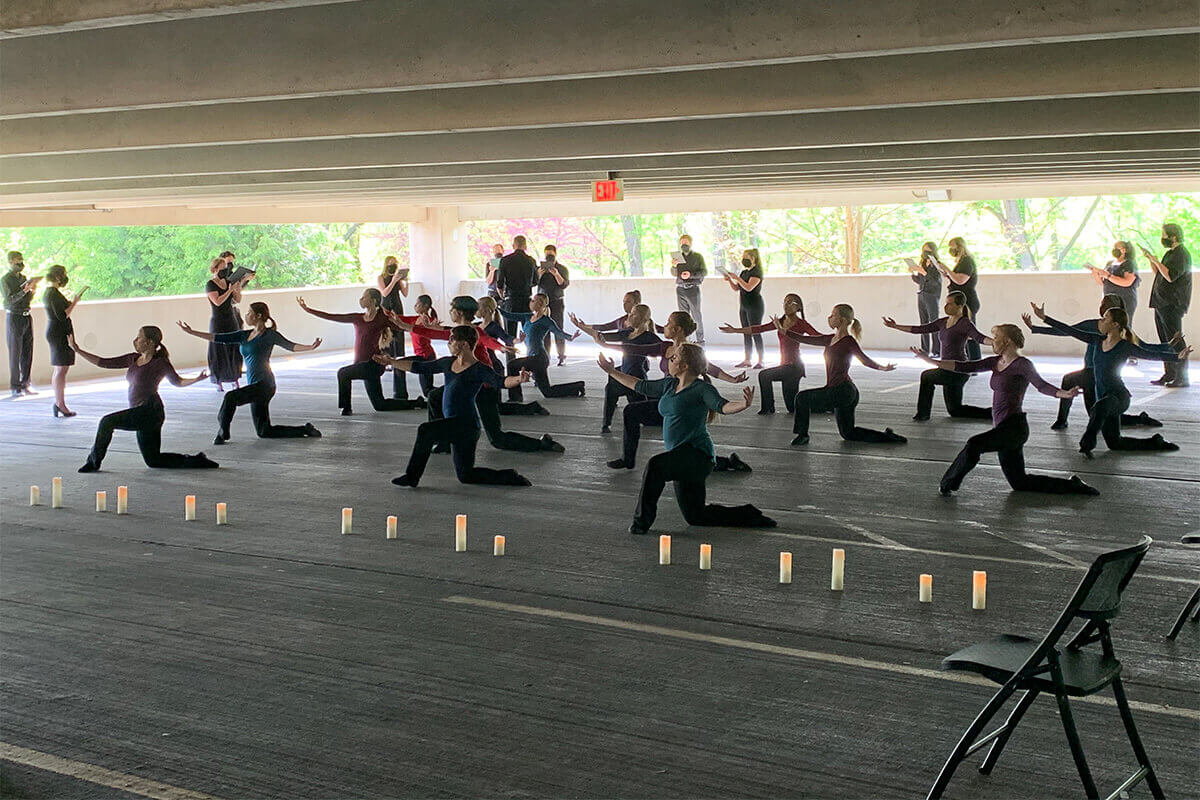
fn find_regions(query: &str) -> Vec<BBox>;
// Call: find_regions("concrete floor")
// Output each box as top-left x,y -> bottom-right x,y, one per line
2,345 -> 1198,799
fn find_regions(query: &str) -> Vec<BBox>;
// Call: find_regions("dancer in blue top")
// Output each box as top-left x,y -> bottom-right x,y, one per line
380,326 -> 534,488
178,301 -> 323,443
1031,303 -> 1190,457
500,293 -> 584,400
599,343 -> 774,535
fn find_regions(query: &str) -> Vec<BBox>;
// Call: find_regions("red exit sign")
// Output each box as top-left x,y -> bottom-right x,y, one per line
592,179 -> 624,202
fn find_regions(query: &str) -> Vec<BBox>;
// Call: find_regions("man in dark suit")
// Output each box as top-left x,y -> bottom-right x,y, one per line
496,235 -> 537,340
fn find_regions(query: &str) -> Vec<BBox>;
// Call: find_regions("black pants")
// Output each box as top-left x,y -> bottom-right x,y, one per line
1055,368 -> 1157,427
758,363 -> 805,413
400,415 -> 528,486
7,313 -> 33,391
793,382 -> 901,443
604,377 -> 645,427
385,333 -> 408,398
941,413 -> 1091,494
337,361 -> 425,412
1154,304 -> 1188,383
739,295 -> 765,361
916,293 -> 941,357
619,398 -> 739,470
965,301 -> 982,360
507,352 -> 584,401
633,443 -> 771,530
85,400 -> 212,469
916,368 -> 991,419
1081,391 -> 1175,453
218,379 -> 309,439
542,299 -> 567,360
428,385 -> 550,453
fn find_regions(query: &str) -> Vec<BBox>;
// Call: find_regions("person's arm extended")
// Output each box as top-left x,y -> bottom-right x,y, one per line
718,320 -> 774,335
68,335 -> 125,368
568,314 -> 600,339
271,330 -> 322,353
498,308 -> 532,322
1041,313 -> 1101,344
1128,339 -> 1189,363
177,320 -> 217,341
717,384 -> 755,415
597,353 -> 644,391
709,364 -> 748,383
846,338 -> 896,372
601,337 -> 667,356
961,318 -> 995,346
780,326 -> 833,347
912,348 -> 992,373
542,315 -> 579,341
374,354 -> 450,373
1020,311 -> 1075,336
1022,359 -> 1077,399
295,296 -> 356,323
587,316 -> 624,332
163,359 -> 208,388
882,316 -> 936,334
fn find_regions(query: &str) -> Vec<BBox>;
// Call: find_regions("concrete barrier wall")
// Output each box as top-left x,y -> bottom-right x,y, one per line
461,271 -> 1197,360
3,283 -> 424,385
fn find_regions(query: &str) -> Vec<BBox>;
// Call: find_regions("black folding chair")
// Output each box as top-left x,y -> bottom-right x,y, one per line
1167,533 -> 1200,641
927,536 -> 1164,800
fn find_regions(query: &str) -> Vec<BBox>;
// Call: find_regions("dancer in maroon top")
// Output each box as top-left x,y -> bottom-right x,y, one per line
782,303 -> 907,446
913,323 -> 1098,496
882,290 -> 993,421
720,293 -> 818,414
297,289 -> 426,415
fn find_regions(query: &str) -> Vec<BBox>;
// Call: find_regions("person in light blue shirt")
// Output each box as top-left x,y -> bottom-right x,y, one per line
500,293 -> 584,400
599,342 -> 776,536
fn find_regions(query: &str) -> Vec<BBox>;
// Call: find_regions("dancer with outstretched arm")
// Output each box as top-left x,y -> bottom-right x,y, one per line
882,290 -> 993,421
573,303 -> 661,432
598,344 -> 775,535
71,327 -> 218,472
913,324 -> 1099,496
177,301 -> 323,444
783,304 -> 907,446
477,296 -> 548,416
719,293 -> 818,414
500,294 -> 584,400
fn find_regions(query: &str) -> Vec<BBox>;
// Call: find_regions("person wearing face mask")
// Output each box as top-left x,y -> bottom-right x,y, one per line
4,250 -> 40,397
1141,223 -> 1192,388
536,244 -> 571,366
908,241 -> 943,357
723,248 -> 765,368
670,234 -> 707,344
1087,241 -> 1140,324
377,255 -> 410,399
934,237 -> 982,360
205,256 -> 244,391
484,243 -> 504,301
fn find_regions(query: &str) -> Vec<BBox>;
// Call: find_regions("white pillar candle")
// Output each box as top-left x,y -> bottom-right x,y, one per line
919,573 -> 933,603
779,552 -> 793,584
29,486 -> 40,506
493,535 -> 505,556
184,495 -> 196,521
51,477 -> 63,508
698,543 -> 712,570
386,515 -> 398,539
972,571 -> 987,610
455,514 -> 467,552
216,502 -> 228,525
658,535 -> 671,565
341,507 -> 353,535
95,491 -> 107,512
830,548 -> 845,591
116,486 -> 128,514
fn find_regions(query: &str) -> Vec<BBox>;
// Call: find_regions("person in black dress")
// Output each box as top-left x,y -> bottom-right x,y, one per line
935,237 -> 983,359
43,264 -> 87,417
205,257 -> 245,390
908,241 -> 943,357
377,255 -> 410,398
723,247 -> 765,368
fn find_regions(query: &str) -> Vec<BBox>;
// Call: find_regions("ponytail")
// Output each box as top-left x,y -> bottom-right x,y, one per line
850,319 -> 862,340
249,301 -> 276,329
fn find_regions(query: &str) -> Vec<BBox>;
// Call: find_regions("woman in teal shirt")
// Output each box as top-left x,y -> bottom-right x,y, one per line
599,343 -> 775,535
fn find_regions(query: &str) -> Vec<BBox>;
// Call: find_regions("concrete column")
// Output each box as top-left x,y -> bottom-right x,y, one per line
410,206 -> 470,312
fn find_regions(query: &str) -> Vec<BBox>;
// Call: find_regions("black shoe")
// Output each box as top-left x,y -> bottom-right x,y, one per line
601,424 -> 611,433
757,408 -> 774,415
1135,411 -> 1162,428
1150,376 -> 1169,386
1069,475 -> 1100,496
578,386 -> 586,397
728,453 -> 752,472
341,408 -> 353,416
1165,379 -> 1190,388
78,461 -> 99,473
1050,420 -> 1068,431
532,403 -> 550,416
629,521 -> 649,535
791,435 -> 809,446
304,422 -> 322,437
557,356 -> 567,367
607,458 -> 634,470
1079,447 -> 1094,460
52,404 -> 77,418
1151,433 -> 1180,452
432,444 -> 451,454
912,414 -> 930,422
391,474 -> 418,487
939,486 -> 954,497
213,435 -> 227,445
884,428 -> 907,444
416,396 -> 428,407
540,434 -> 565,453
515,475 -> 533,486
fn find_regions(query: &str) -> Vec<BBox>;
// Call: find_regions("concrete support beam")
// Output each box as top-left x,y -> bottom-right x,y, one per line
409,206 -> 468,311
0,0 -> 353,37
3,0 -> 1194,115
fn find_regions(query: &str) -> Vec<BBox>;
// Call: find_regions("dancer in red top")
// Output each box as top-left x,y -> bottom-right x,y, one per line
720,293 -> 819,414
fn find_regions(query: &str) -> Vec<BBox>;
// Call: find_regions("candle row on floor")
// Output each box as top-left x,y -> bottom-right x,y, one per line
340,509 -> 506,555
32,480 -> 129,514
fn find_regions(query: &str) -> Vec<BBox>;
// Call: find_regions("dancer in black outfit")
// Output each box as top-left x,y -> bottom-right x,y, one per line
882,290 -> 993,421
723,247 -> 765,368
1141,222 -> 1192,387
912,324 -> 1098,496
720,293 -> 818,414
72,327 -> 218,472
786,304 -> 907,446
1023,296 -> 1166,430
934,238 -> 983,360
377,255 -> 410,398
598,344 -> 774,535
573,303 -> 659,432
907,242 -> 943,357
205,257 -> 246,390
43,264 -> 87,417
4,251 -> 39,397
177,302 -> 323,444
383,326 -> 533,488
476,296 -> 548,416
1030,303 -> 1189,458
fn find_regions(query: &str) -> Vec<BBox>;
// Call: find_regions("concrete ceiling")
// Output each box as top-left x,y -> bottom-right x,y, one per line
1,0 -> 1198,225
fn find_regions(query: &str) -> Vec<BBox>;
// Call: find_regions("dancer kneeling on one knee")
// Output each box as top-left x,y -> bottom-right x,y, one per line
378,325 -> 533,488
598,344 -> 775,536
913,324 -> 1098,496
72,327 -> 218,472
178,302 -> 323,444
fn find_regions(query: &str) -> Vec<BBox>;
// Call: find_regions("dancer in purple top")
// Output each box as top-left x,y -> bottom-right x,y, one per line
913,323 -> 1098,496
882,290 -> 993,421
782,304 -> 907,446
